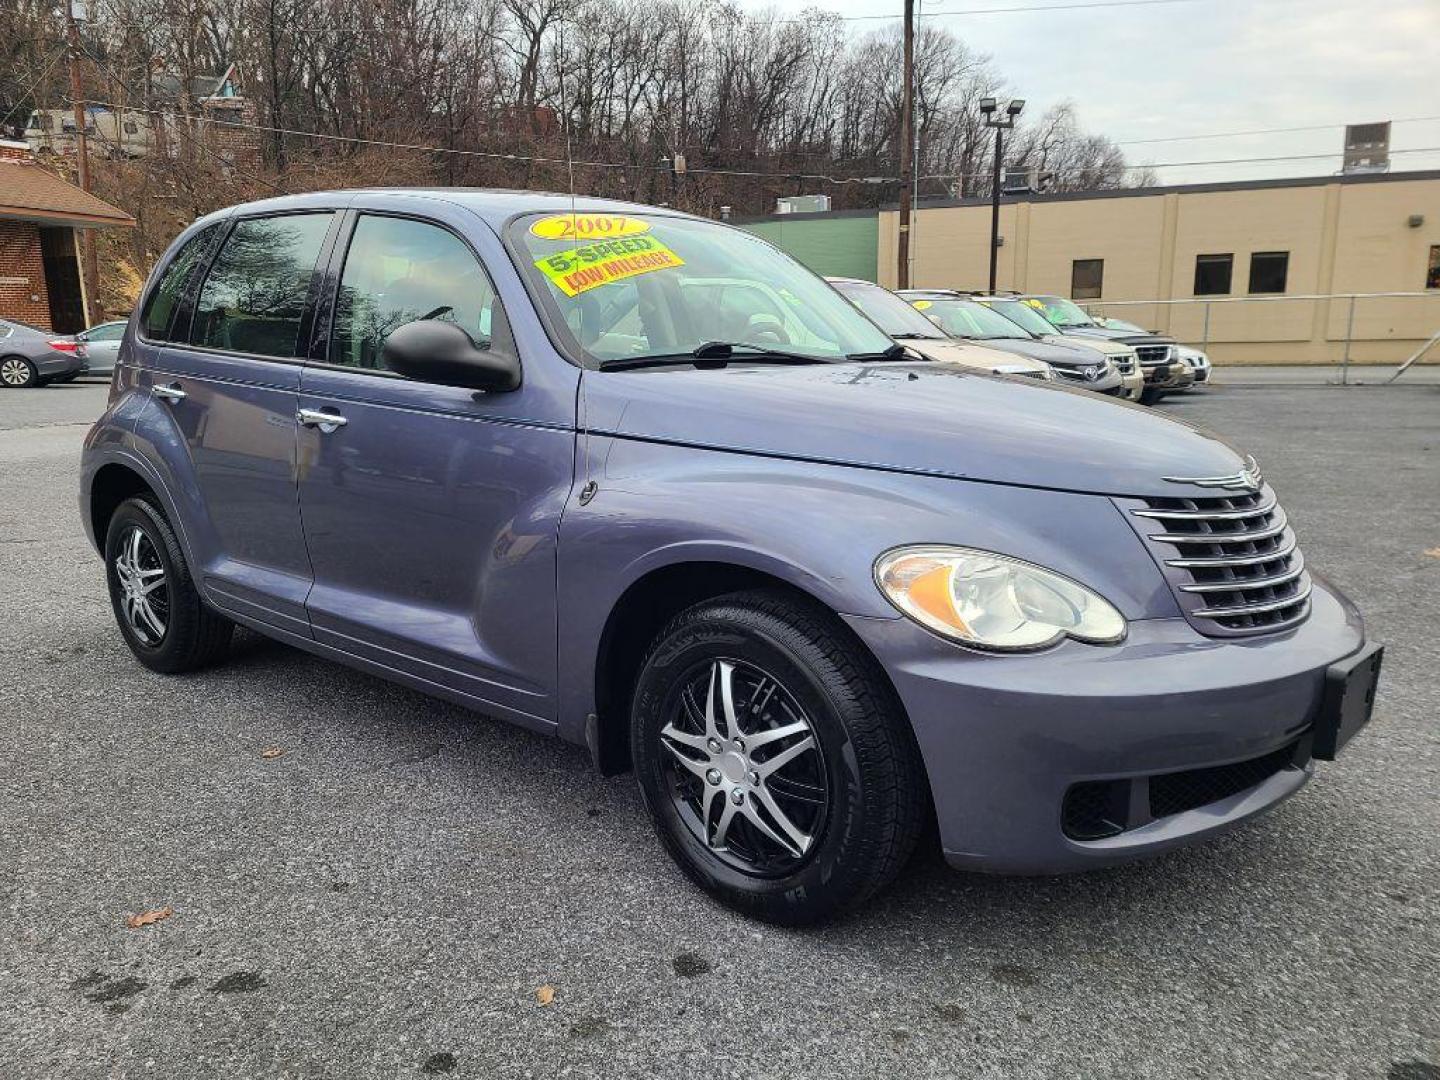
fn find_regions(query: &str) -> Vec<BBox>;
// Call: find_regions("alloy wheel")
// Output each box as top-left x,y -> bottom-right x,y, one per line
114,525 -> 170,646
659,658 -> 829,876
1,358 -> 34,387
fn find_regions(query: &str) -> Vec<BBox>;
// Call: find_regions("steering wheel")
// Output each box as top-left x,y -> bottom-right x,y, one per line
745,313 -> 790,346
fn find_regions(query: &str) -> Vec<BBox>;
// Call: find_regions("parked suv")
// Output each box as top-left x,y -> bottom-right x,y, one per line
81,191 -> 1381,924
826,277 -> 1052,380
968,293 -> 1144,402
898,289 -> 1125,396
1020,294 -> 1189,402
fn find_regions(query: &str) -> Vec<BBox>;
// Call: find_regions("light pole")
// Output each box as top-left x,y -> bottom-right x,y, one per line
980,96 -> 1023,293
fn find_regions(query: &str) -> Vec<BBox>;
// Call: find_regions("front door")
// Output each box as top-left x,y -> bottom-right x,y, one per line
295,210 -> 573,729
155,210 -> 337,635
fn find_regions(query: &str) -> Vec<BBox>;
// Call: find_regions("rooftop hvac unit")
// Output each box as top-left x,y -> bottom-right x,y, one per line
1001,166 -> 1051,195
1343,122 -> 1391,174
775,194 -> 831,214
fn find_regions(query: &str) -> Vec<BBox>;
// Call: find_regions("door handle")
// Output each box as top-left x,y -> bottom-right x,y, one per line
297,407 -> 348,433
152,382 -> 186,403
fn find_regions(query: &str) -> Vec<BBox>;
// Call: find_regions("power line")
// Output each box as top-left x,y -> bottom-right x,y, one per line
919,145 -> 1440,182
75,99 -> 897,186
1116,114 -> 1440,147
87,0 -> 1213,35
0,46 -> 68,130
789,0 -> 1213,21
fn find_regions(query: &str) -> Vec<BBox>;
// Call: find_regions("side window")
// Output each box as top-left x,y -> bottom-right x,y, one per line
191,213 -> 333,359
1429,246 -> 1440,290
90,323 -> 125,341
330,215 -> 508,372
140,223 -> 221,341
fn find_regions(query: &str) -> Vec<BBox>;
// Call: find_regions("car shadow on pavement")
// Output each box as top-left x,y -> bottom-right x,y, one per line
212,625 -> 1321,951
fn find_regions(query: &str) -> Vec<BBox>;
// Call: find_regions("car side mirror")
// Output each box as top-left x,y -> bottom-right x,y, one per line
381,319 -> 521,393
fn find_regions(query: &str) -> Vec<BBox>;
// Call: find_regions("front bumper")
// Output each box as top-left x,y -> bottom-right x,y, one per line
843,574 -> 1367,874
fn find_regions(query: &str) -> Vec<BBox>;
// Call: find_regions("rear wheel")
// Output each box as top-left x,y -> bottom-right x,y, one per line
631,590 -> 926,925
105,496 -> 233,673
0,356 -> 38,388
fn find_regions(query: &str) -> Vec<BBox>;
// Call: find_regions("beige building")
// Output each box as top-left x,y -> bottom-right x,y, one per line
877,170 -> 1440,365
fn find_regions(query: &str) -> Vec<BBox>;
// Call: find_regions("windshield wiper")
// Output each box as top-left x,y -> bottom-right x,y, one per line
597,341 -> 830,372
847,342 -> 913,361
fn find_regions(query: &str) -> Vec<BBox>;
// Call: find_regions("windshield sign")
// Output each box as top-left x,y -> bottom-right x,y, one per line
512,213 -> 895,367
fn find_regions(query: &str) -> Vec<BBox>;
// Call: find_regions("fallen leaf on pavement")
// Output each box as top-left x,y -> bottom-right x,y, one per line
260,748 -> 285,759
1425,547 -> 1440,559
126,906 -> 173,929
536,985 -> 555,1006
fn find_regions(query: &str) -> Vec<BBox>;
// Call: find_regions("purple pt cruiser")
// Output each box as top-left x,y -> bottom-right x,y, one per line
80,191 -> 1382,923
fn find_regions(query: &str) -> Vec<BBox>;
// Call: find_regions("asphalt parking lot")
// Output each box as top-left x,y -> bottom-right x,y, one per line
1,377 -> 1437,1079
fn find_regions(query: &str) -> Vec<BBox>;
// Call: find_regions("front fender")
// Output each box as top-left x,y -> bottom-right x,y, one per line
555,434 -> 1175,744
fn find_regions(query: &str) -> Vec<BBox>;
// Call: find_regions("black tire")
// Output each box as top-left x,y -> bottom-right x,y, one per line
0,355 -> 39,388
631,589 -> 927,925
104,495 -> 233,673
1140,387 -> 1163,405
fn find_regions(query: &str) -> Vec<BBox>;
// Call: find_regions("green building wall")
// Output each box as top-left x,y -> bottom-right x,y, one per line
737,212 -> 879,281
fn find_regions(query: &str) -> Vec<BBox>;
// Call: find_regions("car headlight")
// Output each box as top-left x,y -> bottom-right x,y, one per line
874,546 -> 1127,651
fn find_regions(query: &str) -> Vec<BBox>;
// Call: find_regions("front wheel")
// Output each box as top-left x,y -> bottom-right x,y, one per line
105,496 -> 233,673
1140,387 -> 1164,405
631,590 -> 927,925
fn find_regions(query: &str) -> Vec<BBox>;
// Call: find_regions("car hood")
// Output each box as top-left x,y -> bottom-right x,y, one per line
902,337 -> 1048,373
1062,326 -> 1176,346
1047,334 -> 1130,357
963,336 -> 1101,369
581,361 -> 1248,498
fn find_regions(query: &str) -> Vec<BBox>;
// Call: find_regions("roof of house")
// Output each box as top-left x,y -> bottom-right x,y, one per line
0,149 -> 135,228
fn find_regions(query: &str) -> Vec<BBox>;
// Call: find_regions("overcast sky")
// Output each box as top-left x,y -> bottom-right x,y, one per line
739,0 -> 1440,186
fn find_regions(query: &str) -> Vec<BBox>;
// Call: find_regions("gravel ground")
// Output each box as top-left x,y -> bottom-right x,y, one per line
1,379 -> 1436,1079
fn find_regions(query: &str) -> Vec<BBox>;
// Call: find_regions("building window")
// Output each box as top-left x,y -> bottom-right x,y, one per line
1428,246 -> 1440,290
1248,251 -> 1289,294
1194,253 -> 1233,296
1071,259 -> 1104,300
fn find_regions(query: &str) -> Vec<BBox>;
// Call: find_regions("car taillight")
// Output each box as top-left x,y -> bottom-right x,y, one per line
47,339 -> 78,352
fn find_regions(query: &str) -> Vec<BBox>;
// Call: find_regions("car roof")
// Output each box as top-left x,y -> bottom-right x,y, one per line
205,188 -> 708,231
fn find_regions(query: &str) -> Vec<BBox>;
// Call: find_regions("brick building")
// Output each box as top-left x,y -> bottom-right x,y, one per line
0,141 -> 133,332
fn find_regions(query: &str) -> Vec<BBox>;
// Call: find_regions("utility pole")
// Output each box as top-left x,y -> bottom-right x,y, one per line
65,0 -> 100,326
896,0 -> 914,289
979,96 -> 1024,294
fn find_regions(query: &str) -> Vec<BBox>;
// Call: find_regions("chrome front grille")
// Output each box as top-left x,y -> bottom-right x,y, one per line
1112,352 -> 1137,375
1135,345 -> 1172,366
1118,485 -> 1311,636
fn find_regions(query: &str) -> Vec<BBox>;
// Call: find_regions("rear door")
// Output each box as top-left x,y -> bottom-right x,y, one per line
294,206 -> 575,729
152,210 -> 340,636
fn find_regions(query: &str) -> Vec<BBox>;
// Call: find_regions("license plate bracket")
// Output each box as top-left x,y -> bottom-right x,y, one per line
1313,642 -> 1383,761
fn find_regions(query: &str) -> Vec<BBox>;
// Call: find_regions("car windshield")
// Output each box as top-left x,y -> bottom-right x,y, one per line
1024,295 -> 1098,329
831,280 -> 946,340
979,298 -> 1060,337
510,212 -> 895,367
910,297 -> 1031,340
